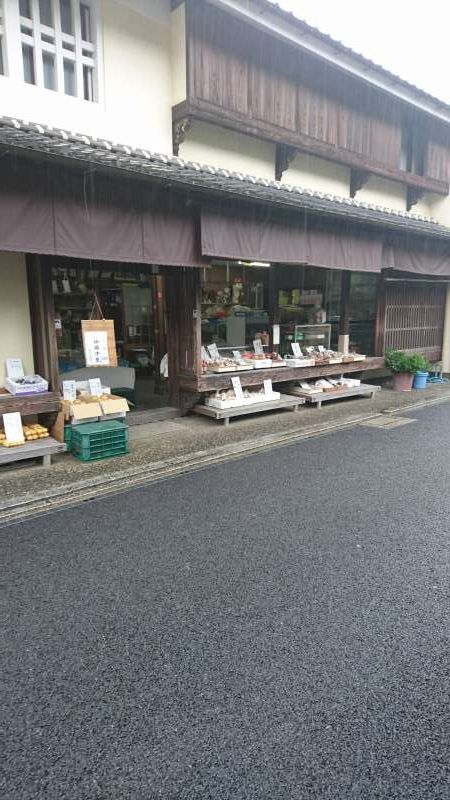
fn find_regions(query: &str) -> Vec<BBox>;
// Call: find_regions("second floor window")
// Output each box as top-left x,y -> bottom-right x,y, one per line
7,0 -> 98,100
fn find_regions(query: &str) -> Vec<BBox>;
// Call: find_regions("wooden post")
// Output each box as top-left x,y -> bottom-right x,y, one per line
268,264 -> 280,353
26,255 -> 59,392
165,268 -> 202,410
151,274 -> 166,395
338,271 -> 351,354
374,273 -> 386,356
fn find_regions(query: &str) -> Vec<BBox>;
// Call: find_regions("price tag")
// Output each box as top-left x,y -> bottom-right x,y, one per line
232,350 -> 242,361
318,345 -> 325,353
272,324 -> 280,346
62,380 -> 76,402
3,412 -> 24,444
253,339 -> 264,355
88,378 -> 103,397
263,379 -> 273,396
291,343 -> 302,358
207,343 -> 220,360
201,346 -> 211,361
5,358 -> 24,380
231,376 -> 244,401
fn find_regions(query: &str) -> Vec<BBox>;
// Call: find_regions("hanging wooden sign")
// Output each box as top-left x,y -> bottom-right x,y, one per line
81,293 -> 118,368
81,320 -> 117,367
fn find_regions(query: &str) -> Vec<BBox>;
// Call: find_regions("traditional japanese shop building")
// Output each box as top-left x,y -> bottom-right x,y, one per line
1,0 -> 450,421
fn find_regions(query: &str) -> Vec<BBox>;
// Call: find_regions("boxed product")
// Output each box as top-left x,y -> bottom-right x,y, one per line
4,358 -> 48,395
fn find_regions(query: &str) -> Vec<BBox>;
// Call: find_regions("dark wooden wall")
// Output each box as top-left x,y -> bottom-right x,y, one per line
376,280 -> 446,360
185,1 -> 449,188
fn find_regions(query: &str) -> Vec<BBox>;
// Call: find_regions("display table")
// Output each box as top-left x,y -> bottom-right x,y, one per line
287,383 -> 381,409
183,357 -> 385,394
0,437 -> 66,467
0,391 -> 61,417
194,394 -> 305,426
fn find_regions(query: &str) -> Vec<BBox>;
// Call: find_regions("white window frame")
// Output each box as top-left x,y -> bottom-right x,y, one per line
2,0 -> 101,102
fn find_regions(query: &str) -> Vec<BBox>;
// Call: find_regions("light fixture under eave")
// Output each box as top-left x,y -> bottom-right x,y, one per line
237,260 -> 271,268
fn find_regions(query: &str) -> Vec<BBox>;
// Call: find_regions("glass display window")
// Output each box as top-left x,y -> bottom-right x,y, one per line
201,261 -> 270,350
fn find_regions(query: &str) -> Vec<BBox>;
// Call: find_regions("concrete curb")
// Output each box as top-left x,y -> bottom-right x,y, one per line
2,391 -> 450,526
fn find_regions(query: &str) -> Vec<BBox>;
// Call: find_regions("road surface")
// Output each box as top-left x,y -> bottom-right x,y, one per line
1,403 -> 449,799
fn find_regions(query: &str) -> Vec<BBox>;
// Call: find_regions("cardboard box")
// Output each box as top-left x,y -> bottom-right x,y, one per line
100,395 -> 129,416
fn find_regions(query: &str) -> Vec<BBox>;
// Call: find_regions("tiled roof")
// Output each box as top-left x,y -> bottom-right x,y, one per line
256,0 -> 450,115
1,115 -> 450,241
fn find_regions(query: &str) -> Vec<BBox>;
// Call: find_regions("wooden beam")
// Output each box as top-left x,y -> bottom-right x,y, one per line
26,255 -> 59,393
173,117 -> 191,156
350,168 -> 370,198
173,99 -> 449,196
275,144 -> 297,181
339,271 -> 351,336
406,186 -> 426,211
374,274 -> 387,356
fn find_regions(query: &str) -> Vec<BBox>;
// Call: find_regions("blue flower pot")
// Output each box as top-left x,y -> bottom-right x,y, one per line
413,371 -> 428,390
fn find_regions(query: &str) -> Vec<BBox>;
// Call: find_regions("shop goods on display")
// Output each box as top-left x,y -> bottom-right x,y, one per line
0,423 -> 49,447
206,386 -> 281,409
295,377 -> 362,395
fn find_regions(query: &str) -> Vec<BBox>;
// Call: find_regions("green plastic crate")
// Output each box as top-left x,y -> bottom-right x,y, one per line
64,425 -> 73,451
71,420 -> 129,462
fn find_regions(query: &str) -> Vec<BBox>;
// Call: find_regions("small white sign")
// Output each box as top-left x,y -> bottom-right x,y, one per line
263,379 -> 273,396
3,412 -> 24,444
291,343 -> 302,358
231,376 -> 244,401
88,378 -> 103,397
201,346 -> 211,361
232,350 -> 242,361
253,339 -> 264,355
6,358 -> 24,380
62,380 -> 76,402
272,324 -> 280,346
318,345 -> 325,353
207,343 -> 220,360
84,331 -> 110,367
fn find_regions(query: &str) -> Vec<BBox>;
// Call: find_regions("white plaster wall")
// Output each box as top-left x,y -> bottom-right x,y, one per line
0,253 -> 34,387
357,175 -> 406,212
282,152 -> 350,197
171,3 -> 186,106
179,121 -> 276,179
429,194 -> 450,226
0,0 -> 173,152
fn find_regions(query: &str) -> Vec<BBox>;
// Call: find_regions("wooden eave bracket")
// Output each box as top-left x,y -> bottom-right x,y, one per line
173,117 -> 191,156
406,186 -> 426,211
350,168 -> 370,197
275,144 -> 297,181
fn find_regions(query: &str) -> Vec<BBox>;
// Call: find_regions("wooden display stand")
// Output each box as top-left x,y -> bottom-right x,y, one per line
0,437 -> 66,467
288,383 -> 380,409
194,394 -> 305,426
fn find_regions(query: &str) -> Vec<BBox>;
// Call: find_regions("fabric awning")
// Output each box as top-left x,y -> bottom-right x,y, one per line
383,236 -> 450,276
201,204 -> 384,272
0,157 -> 205,267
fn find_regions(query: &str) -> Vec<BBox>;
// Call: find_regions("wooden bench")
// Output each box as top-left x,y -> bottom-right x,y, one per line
194,394 -> 305,426
0,437 -> 66,467
287,383 -> 380,409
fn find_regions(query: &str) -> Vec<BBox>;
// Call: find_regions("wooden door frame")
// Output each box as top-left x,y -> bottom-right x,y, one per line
26,254 -> 59,392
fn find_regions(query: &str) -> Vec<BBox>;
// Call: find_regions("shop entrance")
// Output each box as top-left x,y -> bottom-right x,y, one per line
52,260 -> 169,411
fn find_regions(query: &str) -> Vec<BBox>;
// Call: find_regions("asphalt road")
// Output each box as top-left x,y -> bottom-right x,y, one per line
1,404 -> 449,800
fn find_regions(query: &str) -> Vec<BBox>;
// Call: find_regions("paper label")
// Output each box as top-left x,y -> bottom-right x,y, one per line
253,339 -> 264,355
207,343 -> 220,360
272,324 -> 280,346
263,379 -> 273,396
3,412 -> 24,444
201,346 -> 211,361
318,345 -> 325,353
88,378 -> 103,397
6,358 -> 24,380
84,331 -> 110,367
291,343 -> 302,358
231,376 -> 244,401
62,380 -> 76,402
232,350 -> 242,361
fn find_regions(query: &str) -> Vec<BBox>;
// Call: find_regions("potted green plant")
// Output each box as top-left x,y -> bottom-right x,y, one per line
409,354 -> 432,389
385,349 -> 415,391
